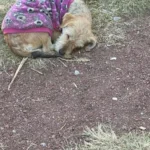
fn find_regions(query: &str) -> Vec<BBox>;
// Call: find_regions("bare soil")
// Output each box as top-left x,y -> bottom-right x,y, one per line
0,17 -> 150,150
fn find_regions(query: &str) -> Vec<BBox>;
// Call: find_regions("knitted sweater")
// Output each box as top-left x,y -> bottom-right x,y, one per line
2,0 -> 73,36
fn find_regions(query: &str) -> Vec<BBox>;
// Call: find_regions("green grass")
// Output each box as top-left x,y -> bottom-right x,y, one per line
0,0 -> 150,69
66,125 -> 150,150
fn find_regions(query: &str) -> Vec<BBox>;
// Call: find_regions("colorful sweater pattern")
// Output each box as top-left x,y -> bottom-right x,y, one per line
2,0 -> 73,36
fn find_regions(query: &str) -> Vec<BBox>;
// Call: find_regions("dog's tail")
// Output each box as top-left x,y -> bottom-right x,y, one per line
86,36 -> 97,51
31,51 -> 61,59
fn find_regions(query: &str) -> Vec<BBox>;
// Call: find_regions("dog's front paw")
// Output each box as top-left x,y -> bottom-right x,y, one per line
64,54 -> 72,59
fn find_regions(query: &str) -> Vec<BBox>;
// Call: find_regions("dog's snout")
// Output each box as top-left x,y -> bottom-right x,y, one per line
59,49 -> 65,55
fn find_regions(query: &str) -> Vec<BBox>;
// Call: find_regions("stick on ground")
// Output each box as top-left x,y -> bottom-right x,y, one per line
8,57 -> 28,90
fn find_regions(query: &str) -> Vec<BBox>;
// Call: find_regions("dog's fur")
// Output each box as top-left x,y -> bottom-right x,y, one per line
55,0 -> 97,58
3,0 -> 97,59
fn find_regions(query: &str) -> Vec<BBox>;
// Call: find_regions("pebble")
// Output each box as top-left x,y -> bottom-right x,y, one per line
113,17 -> 121,21
74,70 -> 80,75
40,143 -> 46,147
112,97 -> 118,101
139,126 -> 146,130
141,112 -> 144,115
12,130 -> 16,133
110,57 -> 117,60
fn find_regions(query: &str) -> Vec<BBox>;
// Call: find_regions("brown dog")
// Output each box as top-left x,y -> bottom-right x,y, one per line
55,0 -> 97,58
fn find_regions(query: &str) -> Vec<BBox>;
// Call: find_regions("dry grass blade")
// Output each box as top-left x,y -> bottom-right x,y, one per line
66,124 -> 150,150
59,57 -> 90,62
31,68 -> 43,74
8,57 -> 28,90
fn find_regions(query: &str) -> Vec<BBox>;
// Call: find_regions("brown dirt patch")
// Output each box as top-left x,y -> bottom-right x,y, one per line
0,17 -> 150,149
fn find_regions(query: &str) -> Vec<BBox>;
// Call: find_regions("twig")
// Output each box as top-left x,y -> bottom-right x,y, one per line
8,57 -> 28,90
49,60 -> 56,67
59,57 -> 90,62
72,82 -> 78,89
58,122 -> 67,131
58,58 -> 67,67
50,122 -> 67,134
31,68 -> 43,75
26,143 -> 36,150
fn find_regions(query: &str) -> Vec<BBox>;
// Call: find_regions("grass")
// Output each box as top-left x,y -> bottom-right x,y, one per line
86,0 -> 150,45
66,124 -> 150,150
0,0 -> 150,69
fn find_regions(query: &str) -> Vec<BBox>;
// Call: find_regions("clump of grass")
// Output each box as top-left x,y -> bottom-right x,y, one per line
87,0 -> 150,46
66,124 -> 150,150
86,0 -> 125,46
99,0 -> 150,17
87,0 -> 150,45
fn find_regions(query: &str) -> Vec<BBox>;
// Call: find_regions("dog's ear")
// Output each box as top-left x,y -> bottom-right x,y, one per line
61,13 -> 75,28
85,34 -> 97,51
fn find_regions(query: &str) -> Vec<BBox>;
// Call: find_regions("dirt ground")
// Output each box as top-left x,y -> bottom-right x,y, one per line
0,17 -> 150,150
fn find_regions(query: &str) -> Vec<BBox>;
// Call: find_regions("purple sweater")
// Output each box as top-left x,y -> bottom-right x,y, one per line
2,0 -> 73,36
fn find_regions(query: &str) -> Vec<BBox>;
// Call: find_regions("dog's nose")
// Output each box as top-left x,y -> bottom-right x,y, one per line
59,49 -> 65,55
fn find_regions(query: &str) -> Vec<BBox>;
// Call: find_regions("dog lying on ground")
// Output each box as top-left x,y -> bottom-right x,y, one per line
55,0 -> 97,58
1,0 -> 97,59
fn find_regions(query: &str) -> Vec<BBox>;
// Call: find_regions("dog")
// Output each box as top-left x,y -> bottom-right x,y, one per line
55,0 -> 97,58
1,0 -> 97,59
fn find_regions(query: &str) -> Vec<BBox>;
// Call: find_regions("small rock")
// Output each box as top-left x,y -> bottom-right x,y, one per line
139,126 -> 146,130
0,127 -> 4,130
112,97 -> 118,101
110,57 -> 117,60
113,17 -> 121,21
74,70 -> 80,75
12,130 -> 16,133
141,112 -> 144,115
40,143 -> 46,147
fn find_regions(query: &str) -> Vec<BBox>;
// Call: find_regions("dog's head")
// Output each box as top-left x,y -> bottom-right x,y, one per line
55,13 -> 97,58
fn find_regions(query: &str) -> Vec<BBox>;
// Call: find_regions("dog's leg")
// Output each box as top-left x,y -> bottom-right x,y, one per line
8,57 -> 28,90
43,37 -> 55,54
